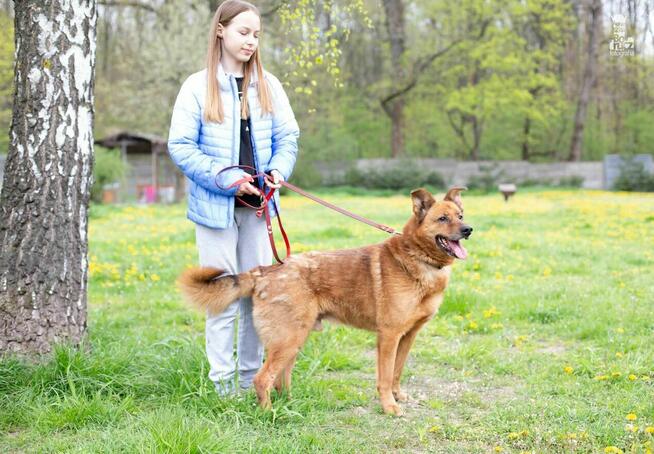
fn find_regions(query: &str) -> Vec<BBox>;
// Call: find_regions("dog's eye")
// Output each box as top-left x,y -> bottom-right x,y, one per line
438,216 -> 448,222
458,214 -> 463,220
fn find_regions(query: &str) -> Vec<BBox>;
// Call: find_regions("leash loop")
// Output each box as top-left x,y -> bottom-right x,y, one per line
214,165 -> 398,264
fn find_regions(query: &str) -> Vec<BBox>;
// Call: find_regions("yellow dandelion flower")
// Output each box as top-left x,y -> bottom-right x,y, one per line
514,335 -> 528,346
626,413 -> 637,421
564,366 -> 574,375
150,274 -> 160,282
628,374 -> 637,381
615,352 -> 624,358
483,306 -> 500,318
467,321 -> 478,330
507,432 -> 520,440
645,426 -> 654,434
594,375 -> 609,381
616,327 -> 625,333
494,447 -> 503,453
428,425 -> 441,433
604,447 -> 624,454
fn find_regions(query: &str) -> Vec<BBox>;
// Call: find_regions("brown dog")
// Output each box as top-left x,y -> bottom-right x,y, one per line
178,187 -> 472,415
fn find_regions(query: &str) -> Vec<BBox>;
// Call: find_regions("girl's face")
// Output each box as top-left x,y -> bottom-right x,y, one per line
219,10 -> 261,66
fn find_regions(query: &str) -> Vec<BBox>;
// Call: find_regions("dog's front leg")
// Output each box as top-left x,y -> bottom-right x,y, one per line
392,320 -> 428,402
376,332 -> 403,416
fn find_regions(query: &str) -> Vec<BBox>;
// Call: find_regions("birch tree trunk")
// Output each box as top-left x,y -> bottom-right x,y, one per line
0,0 -> 97,355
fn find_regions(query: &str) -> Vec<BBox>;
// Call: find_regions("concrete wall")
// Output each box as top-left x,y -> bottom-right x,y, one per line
314,158 -> 607,189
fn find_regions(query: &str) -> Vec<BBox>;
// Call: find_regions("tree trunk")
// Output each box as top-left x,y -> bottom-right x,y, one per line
522,117 -> 531,160
389,98 -> 405,158
382,0 -> 406,158
569,0 -> 602,162
471,116 -> 482,160
0,0 -> 97,355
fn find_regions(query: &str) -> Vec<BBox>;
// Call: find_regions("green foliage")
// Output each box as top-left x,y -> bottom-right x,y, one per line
278,0 -> 372,94
287,154 -> 323,188
341,161 -> 445,190
0,12 -> 13,155
613,159 -> 654,192
89,0 -> 652,163
91,146 -> 127,203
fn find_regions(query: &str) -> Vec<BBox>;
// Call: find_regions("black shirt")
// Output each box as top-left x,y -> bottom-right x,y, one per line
235,76 -> 261,207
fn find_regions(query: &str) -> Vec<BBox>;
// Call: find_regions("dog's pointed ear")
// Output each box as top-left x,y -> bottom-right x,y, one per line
444,186 -> 467,211
411,188 -> 436,222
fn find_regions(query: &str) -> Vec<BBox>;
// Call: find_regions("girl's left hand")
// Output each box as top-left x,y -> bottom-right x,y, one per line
265,170 -> 284,189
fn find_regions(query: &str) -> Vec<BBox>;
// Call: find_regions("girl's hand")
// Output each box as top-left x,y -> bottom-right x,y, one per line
235,175 -> 260,196
265,169 -> 284,189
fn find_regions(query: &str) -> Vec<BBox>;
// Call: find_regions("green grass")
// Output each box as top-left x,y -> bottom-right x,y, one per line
1,189 -> 653,453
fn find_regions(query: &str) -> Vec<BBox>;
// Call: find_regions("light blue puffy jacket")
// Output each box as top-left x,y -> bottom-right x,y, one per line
167,65 -> 299,229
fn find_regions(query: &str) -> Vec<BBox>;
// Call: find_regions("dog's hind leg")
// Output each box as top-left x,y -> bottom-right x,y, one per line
254,333 -> 308,409
273,353 -> 297,396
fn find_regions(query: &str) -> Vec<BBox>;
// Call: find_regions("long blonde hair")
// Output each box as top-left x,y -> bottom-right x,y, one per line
205,0 -> 273,123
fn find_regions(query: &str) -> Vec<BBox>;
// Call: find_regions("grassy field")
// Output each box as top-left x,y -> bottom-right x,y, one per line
1,189 -> 654,453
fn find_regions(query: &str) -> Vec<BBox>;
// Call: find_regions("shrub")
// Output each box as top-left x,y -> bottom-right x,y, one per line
557,175 -> 584,188
287,156 -> 323,189
91,146 -> 127,203
613,158 -> 654,192
340,161 -> 445,191
510,175 -> 584,188
466,164 -> 505,193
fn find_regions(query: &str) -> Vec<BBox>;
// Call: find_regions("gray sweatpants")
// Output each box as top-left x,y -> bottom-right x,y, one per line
195,207 -> 272,394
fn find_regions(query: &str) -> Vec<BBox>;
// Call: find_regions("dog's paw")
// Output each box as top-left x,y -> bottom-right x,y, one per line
382,403 -> 404,417
393,390 -> 409,402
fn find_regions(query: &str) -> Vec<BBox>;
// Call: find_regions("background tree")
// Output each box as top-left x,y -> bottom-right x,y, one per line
568,0 -> 603,161
6,0 -> 649,168
0,0 -> 97,354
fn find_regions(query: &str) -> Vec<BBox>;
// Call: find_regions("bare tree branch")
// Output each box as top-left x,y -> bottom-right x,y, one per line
381,38 -> 462,109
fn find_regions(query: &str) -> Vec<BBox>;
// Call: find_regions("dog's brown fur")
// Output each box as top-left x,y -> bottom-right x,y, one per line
178,187 -> 472,415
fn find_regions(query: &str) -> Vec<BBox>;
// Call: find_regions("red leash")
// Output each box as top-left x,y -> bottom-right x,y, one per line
216,165 -> 398,264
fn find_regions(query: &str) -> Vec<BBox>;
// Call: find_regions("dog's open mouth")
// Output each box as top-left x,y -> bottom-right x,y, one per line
436,235 -> 468,260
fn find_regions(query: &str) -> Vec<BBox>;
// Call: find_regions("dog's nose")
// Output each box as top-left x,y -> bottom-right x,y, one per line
461,225 -> 473,238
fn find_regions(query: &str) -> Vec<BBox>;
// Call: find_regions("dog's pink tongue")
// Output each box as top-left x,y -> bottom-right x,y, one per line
448,240 -> 468,260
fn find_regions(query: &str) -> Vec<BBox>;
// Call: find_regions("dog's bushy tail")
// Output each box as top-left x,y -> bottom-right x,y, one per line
177,267 -> 255,315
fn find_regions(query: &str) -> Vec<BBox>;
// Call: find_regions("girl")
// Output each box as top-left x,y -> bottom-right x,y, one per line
168,0 -> 299,395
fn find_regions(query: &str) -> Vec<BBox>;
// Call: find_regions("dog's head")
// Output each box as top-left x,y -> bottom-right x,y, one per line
406,187 -> 472,264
